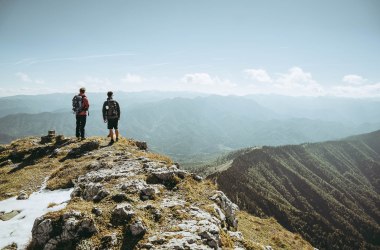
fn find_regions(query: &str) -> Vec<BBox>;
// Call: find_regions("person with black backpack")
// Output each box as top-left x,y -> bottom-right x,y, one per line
102,91 -> 120,144
72,87 -> 90,140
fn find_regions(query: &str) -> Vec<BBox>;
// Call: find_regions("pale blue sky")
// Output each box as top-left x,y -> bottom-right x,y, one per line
0,0 -> 379,97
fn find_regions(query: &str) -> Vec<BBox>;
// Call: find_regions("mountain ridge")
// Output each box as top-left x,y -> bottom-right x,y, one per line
209,129 -> 380,250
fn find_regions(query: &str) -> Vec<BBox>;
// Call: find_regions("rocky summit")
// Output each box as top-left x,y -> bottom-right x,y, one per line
0,135 -> 314,250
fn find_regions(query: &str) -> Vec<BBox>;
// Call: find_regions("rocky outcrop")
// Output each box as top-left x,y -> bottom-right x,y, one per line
210,191 -> 239,229
30,211 -> 97,249
28,138 -> 245,249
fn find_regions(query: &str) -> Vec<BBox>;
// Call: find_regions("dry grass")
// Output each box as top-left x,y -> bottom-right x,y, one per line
47,202 -> 59,208
177,177 -> 217,205
133,150 -> 173,165
237,211 -> 314,250
220,229 -> 235,249
0,140 -> 61,200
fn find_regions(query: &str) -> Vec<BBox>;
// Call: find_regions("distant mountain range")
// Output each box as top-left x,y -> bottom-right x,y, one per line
209,130 -> 380,249
0,92 -> 380,163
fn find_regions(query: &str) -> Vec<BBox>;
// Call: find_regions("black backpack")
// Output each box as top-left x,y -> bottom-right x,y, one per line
72,95 -> 82,113
107,100 -> 118,118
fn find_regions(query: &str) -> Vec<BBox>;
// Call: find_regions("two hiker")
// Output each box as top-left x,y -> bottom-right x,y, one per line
73,88 -> 120,144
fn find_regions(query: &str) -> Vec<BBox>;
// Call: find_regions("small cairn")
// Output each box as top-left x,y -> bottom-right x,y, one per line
40,130 -> 56,144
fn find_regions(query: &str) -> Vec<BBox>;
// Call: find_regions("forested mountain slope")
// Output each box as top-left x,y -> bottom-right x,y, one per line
210,130 -> 380,249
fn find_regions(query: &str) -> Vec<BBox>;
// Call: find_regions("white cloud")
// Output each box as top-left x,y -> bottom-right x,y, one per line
274,67 -> 324,96
16,72 -> 45,84
330,82 -> 380,97
244,69 -> 272,83
121,73 -> 144,83
181,73 -> 236,87
180,73 -> 237,95
76,76 -> 114,92
342,74 -> 367,85
181,73 -> 216,86
245,67 -> 324,96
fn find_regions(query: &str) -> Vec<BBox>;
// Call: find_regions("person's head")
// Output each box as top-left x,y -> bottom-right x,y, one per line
79,87 -> 86,94
107,91 -> 113,98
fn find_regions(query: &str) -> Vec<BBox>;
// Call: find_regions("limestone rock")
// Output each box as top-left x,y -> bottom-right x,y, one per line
112,193 -> 129,202
192,174 -> 203,182
16,190 -> 28,200
101,233 -> 118,248
30,211 -> 97,249
31,217 -> 53,246
112,203 -> 135,224
135,141 -> 148,150
210,191 -> 239,229
73,182 -> 109,202
130,219 -> 147,236
0,210 -> 20,221
92,207 -> 103,216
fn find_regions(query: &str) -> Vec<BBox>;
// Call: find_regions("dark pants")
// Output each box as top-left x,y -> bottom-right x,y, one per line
76,115 -> 87,138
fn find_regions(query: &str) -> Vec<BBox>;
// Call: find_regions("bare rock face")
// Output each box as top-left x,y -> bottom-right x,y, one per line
210,191 -> 239,229
111,203 -> 135,225
29,211 -> 98,249
134,141 -> 148,150
101,233 -> 118,248
130,219 -> 147,236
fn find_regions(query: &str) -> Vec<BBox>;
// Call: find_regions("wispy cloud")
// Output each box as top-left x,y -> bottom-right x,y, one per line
342,74 -> 367,85
245,67 -> 380,97
244,69 -> 272,83
16,72 -> 45,84
244,67 -> 324,96
180,73 -> 237,95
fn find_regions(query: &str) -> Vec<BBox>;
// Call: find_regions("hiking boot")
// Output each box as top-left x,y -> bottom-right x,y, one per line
81,137 -> 86,140
109,139 -> 114,145
116,137 -> 119,142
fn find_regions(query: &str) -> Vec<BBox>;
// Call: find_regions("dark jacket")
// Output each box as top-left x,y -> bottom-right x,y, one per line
102,98 -> 120,120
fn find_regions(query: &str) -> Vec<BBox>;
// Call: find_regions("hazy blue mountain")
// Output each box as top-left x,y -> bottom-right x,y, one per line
249,95 -> 380,124
0,95 -> 379,163
209,130 -> 380,249
0,91 -> 208,118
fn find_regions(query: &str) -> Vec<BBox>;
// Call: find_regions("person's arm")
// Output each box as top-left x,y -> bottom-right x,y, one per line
102,101 -> 107,121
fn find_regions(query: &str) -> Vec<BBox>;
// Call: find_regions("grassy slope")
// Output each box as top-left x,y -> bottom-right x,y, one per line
211,130 -> 380,250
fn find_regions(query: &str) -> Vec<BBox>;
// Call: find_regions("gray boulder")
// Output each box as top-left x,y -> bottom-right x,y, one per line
112,203 -> 135,224
130,219 -> 147,236
30,211 -> 97,249
210,191 -> 239,229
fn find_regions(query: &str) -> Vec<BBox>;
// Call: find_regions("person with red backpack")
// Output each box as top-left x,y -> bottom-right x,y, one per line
102,91 -> 120,144
72,87 -> 90,140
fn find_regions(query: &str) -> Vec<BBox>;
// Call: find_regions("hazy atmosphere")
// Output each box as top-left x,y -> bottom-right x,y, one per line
1,1 -> 380,250
1,0 -> 379,97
